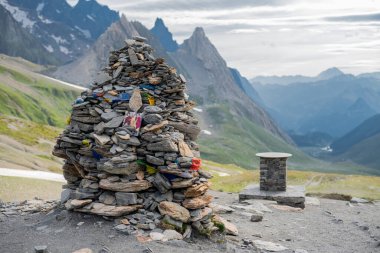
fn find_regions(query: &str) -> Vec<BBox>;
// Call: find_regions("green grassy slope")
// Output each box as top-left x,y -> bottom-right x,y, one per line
0,60 -> 80,127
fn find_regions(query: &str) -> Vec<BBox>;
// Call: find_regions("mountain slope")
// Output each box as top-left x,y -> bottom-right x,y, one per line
329,114 -> 380,171
170,27 -> 289,141
0,5 -> 60,65
331,114 -> 380,154
0,54 -> 80,127
254,74 -> 380,137
0,0 -> 119,64
53,15 -> 138,86
150,17 -> 178,52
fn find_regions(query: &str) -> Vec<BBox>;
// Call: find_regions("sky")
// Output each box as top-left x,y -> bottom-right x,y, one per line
68,0 -> 380,78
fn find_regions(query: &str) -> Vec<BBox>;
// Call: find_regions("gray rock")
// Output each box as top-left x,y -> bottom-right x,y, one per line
34,245 -> 48,253
93,134 -> 111,145
162,215 -> 183,230
60,189 -> 72,204
104,116 -> 124,129
99,192 -> 116,205
350,197 -> 370,204
250,213 -> 263,222
115,192 -> 138,205
144,106 -> 162,114
163,229 -> 183,241
101,111 -> 120,122
152,173 -> 171,194
146,155 -> 165,166
147,139 -> 178,152
144,114 -> 163,124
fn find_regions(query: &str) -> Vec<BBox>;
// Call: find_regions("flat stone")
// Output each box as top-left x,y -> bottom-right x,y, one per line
190,207 -> 212,222
99,179 -> 152,192
34,245 -> 48,253
158,201 -> 190,222
129,89 -> 142,112
93,134 -> 111,145
212,215 -> 238,236
184,182 -> 210,198
104,116 -> 124,129
76,203 -> 142,217
256,152 -> 292,158
101,111 -> 119,122
147,139 -> 178,152
144,114 -> 163,124
253,240 -> 288,252
209,203 -> 234,214
143,120 -> 168,132
115,192 -> 138,205
350,197 -> 371,204
239,185 -> 305,208
171,179 -> 195,189
65,199 -> 92,210
144,106 -> 162,114
168,122 -> 200,140
72,248 -> 93,253
146,155 -> 165,166
182,195 -> 213,209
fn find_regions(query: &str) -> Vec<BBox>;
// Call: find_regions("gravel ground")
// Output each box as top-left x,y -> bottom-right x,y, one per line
0,191 -> 379,253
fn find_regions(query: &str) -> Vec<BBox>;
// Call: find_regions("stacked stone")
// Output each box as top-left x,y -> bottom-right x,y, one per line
52,36 -> 218,237
259,158 -> 287,191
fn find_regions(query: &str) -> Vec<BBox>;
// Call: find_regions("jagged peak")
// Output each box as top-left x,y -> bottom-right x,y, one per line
317,67 -> 344,79
151,17 -> 178,52
192,27 -> 206,38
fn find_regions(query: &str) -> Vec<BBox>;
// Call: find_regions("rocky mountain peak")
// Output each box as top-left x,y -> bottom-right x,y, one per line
317,67 -> 344,80
151,17 -> 178,52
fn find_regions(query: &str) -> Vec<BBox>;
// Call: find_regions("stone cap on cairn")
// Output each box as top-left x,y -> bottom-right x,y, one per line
256,152 -> 292,158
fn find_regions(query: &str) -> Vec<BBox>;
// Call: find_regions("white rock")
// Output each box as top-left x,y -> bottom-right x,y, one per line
253,240 -> 288,252
149,232 -> 164,241
163,229 -> 183,241
305,197 -> 320,206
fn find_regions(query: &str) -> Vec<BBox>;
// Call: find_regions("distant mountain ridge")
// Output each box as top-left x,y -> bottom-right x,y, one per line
253,71 -> 380,137
251,67 -> 345,86
0,0 -> 119,64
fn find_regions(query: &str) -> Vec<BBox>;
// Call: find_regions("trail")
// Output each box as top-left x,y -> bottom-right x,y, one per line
0,168 -> 65,182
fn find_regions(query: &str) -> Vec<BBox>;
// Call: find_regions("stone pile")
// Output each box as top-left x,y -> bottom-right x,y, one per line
52,36 -> 222,237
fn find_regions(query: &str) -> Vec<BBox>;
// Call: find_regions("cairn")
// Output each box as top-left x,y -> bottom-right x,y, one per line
52,36 -> 219,237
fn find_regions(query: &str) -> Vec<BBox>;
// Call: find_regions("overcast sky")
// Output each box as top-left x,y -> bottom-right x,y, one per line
69,0 -> 380,78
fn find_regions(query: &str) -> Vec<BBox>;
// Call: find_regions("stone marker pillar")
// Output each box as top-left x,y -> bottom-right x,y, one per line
256,152 -> 292,191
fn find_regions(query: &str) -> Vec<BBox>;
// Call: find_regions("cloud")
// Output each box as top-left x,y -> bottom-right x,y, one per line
67,0 -> 380,76
326,12 -> 380,22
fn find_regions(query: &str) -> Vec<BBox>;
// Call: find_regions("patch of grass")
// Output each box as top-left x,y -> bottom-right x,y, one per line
0,64 -> 80,127
0,115 -> 61,145
0,176 -> 63,202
